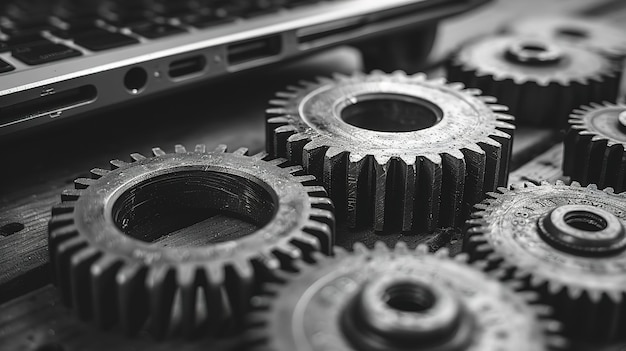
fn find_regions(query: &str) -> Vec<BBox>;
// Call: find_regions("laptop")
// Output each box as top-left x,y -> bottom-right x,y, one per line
0,0 -> 488,137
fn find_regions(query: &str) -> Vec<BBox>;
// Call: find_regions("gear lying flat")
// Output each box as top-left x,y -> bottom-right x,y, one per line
504,15 -> 626,60
48,144 -> 335,338
465,181 -> 626,341
245,242 -> 565,351
267,71 -> 514,232
564,102 -> 626,193
447,34 -> 621,127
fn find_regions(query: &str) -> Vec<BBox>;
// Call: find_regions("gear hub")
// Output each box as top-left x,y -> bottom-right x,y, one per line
48,144 -> 335,338
266,71 -> 514,232
564,102 -> 626,193
504,15 -> 626,60
465,181 -> 626,341
447,34 -> 622,127
245,242 -> 565,351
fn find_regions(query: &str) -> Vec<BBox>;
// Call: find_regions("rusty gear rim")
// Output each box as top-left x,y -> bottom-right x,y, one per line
504,15 -> 626,60
447,34 -> 621,127
464,181 -> 626,341
245,242 -> 565,351
564,102 -> 626,193
266,71 -> 514,232
48,144 -> 335,338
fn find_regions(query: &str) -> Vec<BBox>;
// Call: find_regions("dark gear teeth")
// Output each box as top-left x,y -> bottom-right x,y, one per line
564,102 -> 626,193
244,242 -> 566,351
464,181 -> 626,342
266,71 -> 514,232
504,15 -> 626,61
447,34 -> 622,127
48,144 -> 335,338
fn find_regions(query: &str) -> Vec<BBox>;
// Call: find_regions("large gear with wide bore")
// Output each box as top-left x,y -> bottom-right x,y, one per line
244,242 -> 565,351
266,71 -> 514,232
47,144 -> 335,338
564,102 -> 626,193
447,34 -> 622,127
465,181 -> 626,341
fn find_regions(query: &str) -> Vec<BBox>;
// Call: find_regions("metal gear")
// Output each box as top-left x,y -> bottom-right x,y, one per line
266,71 -> 514,232
465,181 -> 626,341
447,34 -> 622,127
245,242 -> 566,351
564,102 -> 626,193
47,144 -> 335,338
504,15 -> 626,60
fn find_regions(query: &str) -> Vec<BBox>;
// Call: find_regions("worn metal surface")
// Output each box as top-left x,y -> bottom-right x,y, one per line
465,182 -> 626,342
245,243 -> 565,351
47,145 -> 334,338
267,72 -> 514,232
446,34 -> 622,127
564,102 -> 626,193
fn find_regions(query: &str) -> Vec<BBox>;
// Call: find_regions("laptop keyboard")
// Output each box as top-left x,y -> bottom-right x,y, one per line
0,0 -> 331,68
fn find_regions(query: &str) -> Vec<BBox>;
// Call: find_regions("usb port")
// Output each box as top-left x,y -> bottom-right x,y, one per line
227,35 -> 282,66
168,55 -> 206,79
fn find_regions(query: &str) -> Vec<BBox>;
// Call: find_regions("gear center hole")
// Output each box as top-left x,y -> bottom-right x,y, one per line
556,27 -> 588,39
383,282 -> 436,313
112,170 -> 277,246
563,210 -> 607,232
339,93 -> 443,132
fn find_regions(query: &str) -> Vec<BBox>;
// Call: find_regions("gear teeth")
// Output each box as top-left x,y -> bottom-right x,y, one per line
464,181 -> 626,342
563,102 -> 626,192
267,72 -> 514,232
48,144 -> 335,338
151,147 -> 166,157
109,159 -> 128,169
194,144 -> 206,153
214,144 -> 228,153
73,178 -> 94,189
246,240 -> 564,351
130,152 -> 146,161
90,167 -> 109,179
447,34 -> 621,127
174,145 -> 186,154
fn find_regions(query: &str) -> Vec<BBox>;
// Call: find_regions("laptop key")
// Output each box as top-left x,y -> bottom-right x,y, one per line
130,22 -> 186,39
73,29 -> 139,51
0,58 -> 15,73
180,14 -> 236,28
12,42 -> 82,65
6,34 -> 50,47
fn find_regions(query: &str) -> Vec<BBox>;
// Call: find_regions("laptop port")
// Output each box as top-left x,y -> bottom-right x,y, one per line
168,55 -> 206,79
0,85 -> 97,125
227,35 -> 282,66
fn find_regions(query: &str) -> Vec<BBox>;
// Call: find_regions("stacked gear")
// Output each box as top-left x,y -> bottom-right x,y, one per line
266,71 -> 514,232
564,102 -> 626,193
244,242 -> 566,351
446,34 -> 622,127
504,15 -> 626,61
48,144 -> 335,338
465,181 -> 626,341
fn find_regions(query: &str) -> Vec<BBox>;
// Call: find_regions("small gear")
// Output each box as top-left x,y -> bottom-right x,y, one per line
245,242 -> 565,351
465,181 -> 626,341
266,71 -> 514,232
564,102 -> 626,193
48,144 -> 335,338
504,15 -> 626,60
447,34 -> 622,127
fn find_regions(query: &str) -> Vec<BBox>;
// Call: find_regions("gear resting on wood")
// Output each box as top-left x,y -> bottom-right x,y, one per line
447,34 -> 622,127
266,71 -> 514,232
564,102 -> 626,193
465,181 -> 626,342
48,144 -> 335,338
244,242 -> 566,351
